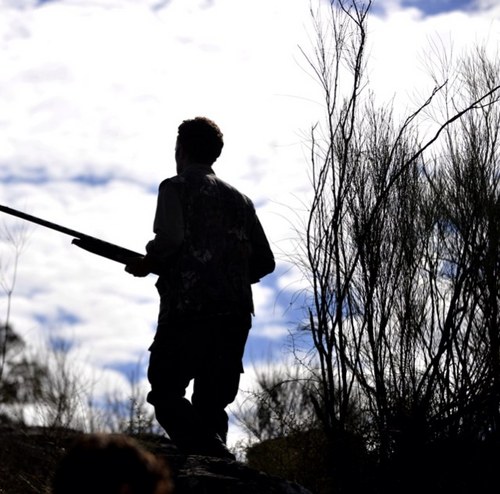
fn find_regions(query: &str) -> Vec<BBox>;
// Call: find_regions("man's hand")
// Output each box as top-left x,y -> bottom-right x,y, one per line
125,256 -> 151,277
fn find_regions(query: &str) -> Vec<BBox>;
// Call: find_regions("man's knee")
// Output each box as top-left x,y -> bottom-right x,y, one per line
193,369 -> 241,409
147,388 -> 187,409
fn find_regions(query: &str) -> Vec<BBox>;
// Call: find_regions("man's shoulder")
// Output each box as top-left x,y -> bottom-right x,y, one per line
159,175 -> 185,189
214,176 -> 255,209
160,173 -> 255,210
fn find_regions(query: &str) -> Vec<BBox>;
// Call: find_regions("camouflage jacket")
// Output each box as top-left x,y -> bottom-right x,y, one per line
146,164 -> 275,321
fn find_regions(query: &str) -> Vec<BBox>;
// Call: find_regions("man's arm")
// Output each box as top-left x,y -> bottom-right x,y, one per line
125,181 -> 184,277
146,180 -> 184,257
249,215 -> 275,284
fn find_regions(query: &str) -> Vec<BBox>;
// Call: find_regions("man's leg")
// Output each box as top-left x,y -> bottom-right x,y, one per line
191,313 -> 251,445
191,363 -> 242,444
147,340 -> 204,453
146,318 -> 218,455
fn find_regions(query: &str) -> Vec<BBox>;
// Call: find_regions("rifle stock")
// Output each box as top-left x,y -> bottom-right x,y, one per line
0,204 -> 159,275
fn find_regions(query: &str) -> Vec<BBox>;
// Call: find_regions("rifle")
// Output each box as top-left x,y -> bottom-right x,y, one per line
0,204 -> 159,275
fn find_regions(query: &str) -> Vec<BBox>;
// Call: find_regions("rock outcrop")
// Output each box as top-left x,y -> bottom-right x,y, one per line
152,438 -> 313,494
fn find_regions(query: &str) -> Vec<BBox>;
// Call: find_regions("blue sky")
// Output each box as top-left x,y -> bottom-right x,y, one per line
400,0 -> 474,15
0,0 -> 499,445
374,0 -> 481,16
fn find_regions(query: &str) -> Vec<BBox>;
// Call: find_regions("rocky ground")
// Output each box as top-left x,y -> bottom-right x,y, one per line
0,426 -> 312,494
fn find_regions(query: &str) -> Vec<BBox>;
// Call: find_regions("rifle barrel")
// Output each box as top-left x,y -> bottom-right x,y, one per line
0,204 -> 92,239
0,203 -> 153,269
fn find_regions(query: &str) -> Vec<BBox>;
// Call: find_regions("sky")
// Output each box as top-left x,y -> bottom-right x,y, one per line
1,0 -> 500,447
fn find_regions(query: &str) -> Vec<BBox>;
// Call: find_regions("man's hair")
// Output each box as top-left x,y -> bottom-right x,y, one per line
177,116 -> 224,165
52,433 -> 173,494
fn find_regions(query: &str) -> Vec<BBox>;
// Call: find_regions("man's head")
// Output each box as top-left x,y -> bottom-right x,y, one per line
176,117 -> 224,170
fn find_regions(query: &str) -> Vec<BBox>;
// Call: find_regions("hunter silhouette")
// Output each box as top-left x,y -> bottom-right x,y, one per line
125,117 -> 275,459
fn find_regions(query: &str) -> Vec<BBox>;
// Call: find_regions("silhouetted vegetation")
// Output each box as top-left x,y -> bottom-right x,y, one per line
239,1 -> 500,493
